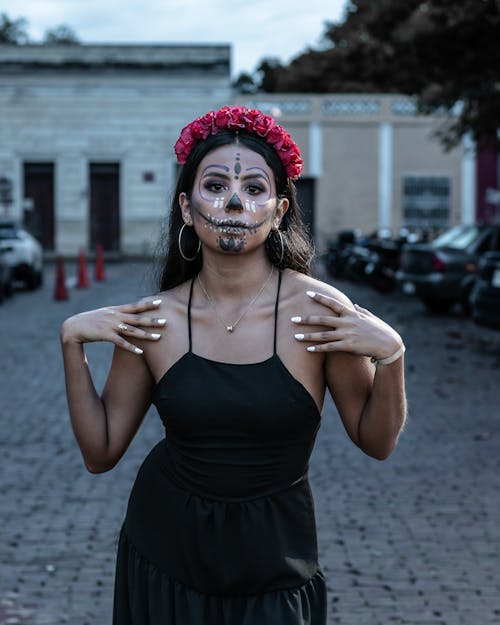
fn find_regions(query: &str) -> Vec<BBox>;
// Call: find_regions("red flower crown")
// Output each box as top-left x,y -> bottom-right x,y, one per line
174,105 -> 303,180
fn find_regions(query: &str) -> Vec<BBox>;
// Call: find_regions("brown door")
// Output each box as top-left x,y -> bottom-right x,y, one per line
89,163 -> 120,251
23,162 -> 55,250
295,178 -> 315,239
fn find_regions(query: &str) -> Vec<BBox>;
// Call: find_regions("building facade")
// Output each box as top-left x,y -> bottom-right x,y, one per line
0,44 -> 231,255
236,95 -> 477,249
0,44 -> 485,256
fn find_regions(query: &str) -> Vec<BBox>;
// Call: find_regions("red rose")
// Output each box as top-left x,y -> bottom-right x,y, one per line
190,119 -> 211,140
280,144 -> 300,166
174,141 -> 188,163
179,126 -> 193,144
214,106 -> 232,129
242,109 -> 260,132
198,112 -> 216,135
266,125 -> 286,150
174,125 -> 196,162
227,106 -> 247,129
200,111 -> 214,124
253,114 -> 274,137
287,158 -> 303,179
280,134 -> 294,151
229,105 -> 246,117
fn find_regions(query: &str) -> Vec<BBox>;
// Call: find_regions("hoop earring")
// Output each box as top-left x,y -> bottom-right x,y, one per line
178,223 -> 201,261
269,229 -> 284,265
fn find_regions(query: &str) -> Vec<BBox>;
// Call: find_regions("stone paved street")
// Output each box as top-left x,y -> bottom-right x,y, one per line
0,260 -> 499,625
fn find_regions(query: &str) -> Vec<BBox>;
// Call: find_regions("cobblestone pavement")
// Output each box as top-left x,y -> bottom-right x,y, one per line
0,260 -> 499,625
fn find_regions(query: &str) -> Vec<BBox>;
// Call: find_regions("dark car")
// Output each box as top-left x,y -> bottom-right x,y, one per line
397,223 -> 500,313
0,244 -> 14,303
470,251 -> 500,329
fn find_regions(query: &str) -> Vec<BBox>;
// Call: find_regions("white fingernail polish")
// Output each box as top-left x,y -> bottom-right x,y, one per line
291,316 -> 301,322
152,299 -> 162,305
307,346 -> 316,352
306,291 -> 316,298
294,333 -> 305,340
151,333 -> 161,339
134,347 -> 143,354
157,319 -> 167,324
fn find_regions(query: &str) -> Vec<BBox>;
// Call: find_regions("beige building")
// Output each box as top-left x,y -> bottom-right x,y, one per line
237,95 -> 475,250
0,45 -> 475,256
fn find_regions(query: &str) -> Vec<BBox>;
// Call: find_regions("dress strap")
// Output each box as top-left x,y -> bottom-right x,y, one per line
187,277 -> 195,352
273,270 -> 283,355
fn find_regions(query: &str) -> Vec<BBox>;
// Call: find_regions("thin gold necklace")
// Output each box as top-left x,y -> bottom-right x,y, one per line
198,266 -> 275,333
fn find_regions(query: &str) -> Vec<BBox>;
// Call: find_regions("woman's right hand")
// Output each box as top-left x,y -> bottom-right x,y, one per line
60,298 -> 166,354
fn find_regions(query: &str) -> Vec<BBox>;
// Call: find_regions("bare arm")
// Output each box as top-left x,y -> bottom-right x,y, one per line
293,291 -> 407,460
325,350 -> 406,460
60,299 -> 166,473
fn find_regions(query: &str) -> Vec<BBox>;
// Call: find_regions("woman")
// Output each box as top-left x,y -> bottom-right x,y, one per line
61,105 -> 406,624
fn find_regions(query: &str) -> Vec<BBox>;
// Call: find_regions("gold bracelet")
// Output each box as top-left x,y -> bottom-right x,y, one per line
371,344 -> 406,366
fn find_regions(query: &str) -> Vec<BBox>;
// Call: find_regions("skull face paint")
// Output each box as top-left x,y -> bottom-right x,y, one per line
244,199 -> 257,213
218,236 -> 245,253
188,144 -> 281,254
226,193 -> 244,211
199,152 -> 273,211
234,153 -> 242,179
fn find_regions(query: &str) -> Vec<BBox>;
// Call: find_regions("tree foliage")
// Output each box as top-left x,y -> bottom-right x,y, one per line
231,71 -> 258,94
43,24 -> 80,45
257,0 -> 500,149
0,13 -> 80,46
0,12 -> 29,43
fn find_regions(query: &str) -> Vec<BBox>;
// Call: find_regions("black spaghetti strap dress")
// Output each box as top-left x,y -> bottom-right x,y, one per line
113,272 -> 327,624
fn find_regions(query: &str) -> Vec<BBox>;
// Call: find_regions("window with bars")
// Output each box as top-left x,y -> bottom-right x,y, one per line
402,176 -> 451,229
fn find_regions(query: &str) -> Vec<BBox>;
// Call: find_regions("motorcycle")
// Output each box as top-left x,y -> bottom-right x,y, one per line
364,239 -> 403,293
327,228 -> 426,293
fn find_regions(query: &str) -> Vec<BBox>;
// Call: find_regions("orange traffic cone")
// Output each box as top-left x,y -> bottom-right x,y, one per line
76,248 -> 89,288
54,256 -> 69,300
94,243 -> 105,281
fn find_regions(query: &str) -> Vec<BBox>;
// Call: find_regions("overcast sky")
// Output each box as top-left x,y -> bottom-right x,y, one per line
1,0 -> 347,77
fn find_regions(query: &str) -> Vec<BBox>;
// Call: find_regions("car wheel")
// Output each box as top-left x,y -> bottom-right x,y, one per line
4,278 -> 13,297
369,271 -> 397,294
421,297 -> 455,313
26,269 -> 43,290
460,284 -> 474,316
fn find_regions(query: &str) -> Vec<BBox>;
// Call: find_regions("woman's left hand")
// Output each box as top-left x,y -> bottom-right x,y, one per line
293,291 -> 403,360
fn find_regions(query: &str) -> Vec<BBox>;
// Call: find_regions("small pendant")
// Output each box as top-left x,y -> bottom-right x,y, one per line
226,325 -> 234,333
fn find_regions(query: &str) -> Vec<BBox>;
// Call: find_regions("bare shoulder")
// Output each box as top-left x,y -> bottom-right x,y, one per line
134,281 -> 192,377
283,269 -> 354,309
138,280 -> 191,317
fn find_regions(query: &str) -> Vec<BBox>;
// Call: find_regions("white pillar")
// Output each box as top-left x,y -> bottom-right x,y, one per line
378,122 -> 393,231
309,122 -> 322,177
461,133 -> 476,224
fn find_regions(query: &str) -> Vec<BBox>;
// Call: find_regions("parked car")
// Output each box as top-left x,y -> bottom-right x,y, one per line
397,223 -> 500,313
470,251 -> 500,329
0,219 -> 43,289
0,245 -> 13,303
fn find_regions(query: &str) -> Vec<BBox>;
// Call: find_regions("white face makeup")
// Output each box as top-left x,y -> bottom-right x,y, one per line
198,153 -> 273,207
208,195 -> 257,214
187,144 -> 281,254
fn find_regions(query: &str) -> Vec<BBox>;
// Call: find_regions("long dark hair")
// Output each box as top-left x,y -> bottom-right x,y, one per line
157,130 -> 314,291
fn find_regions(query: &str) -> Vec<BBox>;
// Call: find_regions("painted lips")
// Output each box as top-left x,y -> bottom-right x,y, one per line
201,213 -> 266,235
